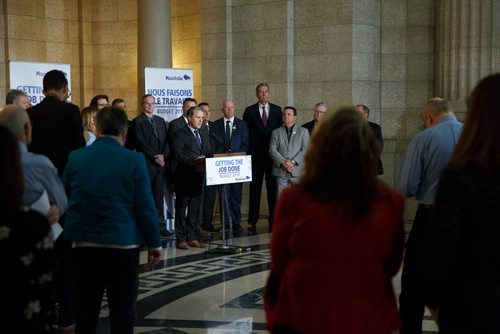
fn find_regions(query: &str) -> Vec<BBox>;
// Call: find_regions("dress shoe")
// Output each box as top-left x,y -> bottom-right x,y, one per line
57,324 -> 75,334
176,241 -> 189,250
205,225 -> 221,232
160,228 -> 174,238
197,228 -> 210,239
247,225 -> 257,235
187,240 -> 207,248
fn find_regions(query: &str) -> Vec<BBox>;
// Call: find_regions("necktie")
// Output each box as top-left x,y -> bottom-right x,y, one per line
262,105 -> 268,127
150,117 -> 158,138
194,129 -> 202,149
287,127 -> 292,142
225,120 -> 231,150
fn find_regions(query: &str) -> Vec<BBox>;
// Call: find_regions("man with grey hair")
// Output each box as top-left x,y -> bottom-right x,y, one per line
0,105 -> 67,223
5,89 -> 31,109
302,102 -> 327,135
396,97 -> 463,334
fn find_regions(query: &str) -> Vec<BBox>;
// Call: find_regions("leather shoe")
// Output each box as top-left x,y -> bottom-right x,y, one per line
247,225 -> 257,235
176,241 -> 189,250
198,228 -> 210,239
205,225 -> 221,232
160,228 -> 174,238
187,240 -> 207,248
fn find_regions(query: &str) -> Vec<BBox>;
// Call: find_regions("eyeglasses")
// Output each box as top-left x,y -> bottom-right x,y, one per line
65,89 -> 72,101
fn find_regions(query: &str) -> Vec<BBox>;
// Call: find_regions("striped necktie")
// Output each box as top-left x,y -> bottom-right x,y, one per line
150,117 -> 159,138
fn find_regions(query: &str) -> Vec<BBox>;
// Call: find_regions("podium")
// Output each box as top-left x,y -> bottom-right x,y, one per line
205,153 -> 252,254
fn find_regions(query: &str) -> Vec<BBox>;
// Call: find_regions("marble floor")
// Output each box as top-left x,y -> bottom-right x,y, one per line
94,220 -> 439,334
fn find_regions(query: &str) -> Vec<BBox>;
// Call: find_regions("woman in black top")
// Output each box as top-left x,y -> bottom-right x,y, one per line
423,73 -> 500,334
0,125 -> 56,333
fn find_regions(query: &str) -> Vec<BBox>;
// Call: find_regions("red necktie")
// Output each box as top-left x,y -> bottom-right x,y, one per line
262,105 -> 268,127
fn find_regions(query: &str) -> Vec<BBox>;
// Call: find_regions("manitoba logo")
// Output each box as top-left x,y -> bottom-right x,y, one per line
165,74 -> 191,81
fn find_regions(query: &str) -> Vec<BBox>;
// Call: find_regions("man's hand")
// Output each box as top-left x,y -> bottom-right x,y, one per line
281,160 -> 294,173
148,249 -> 162,265
429,308 -> 439,325
154,154 -> 165,167
46,205 -> 60,225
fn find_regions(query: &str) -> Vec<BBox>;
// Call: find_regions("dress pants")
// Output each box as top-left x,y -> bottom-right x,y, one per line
399,206 -> 432,334
275,175 -> 299,198
54,235 -> 75,327
74,247 -> 139,334
248,154 -> 276,230
150,171 -> 166,225
226,183 -> 243,226
175,194 -> 202,242
202,184 -> 218,229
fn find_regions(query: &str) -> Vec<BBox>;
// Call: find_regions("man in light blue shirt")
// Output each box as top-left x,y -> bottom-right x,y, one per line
396,98 -> 463,334
0,105 -> 67,223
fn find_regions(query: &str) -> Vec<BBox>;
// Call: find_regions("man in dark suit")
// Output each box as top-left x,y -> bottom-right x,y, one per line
199,102 -> 224,232
302,102 -> 327,135
243,83 -> 282,234
213,99 -> 249,235
356,104 -> 384,175
133,94 -> 171,237
172,106 -> 212,249
169,97 -> 197,139
167,98 -> 198,194
27,70 -> 86,177
27,69 -> 86,331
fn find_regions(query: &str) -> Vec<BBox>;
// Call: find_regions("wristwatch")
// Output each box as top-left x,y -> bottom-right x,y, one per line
291,160 -> 296,165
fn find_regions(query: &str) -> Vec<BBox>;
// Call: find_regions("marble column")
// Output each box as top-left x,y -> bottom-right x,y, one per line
137,0 -> 172,106
435,0 -> 500,114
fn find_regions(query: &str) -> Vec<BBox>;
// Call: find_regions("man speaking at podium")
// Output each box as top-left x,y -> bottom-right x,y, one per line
172,106 -> 211,249
213,99 -> 249,235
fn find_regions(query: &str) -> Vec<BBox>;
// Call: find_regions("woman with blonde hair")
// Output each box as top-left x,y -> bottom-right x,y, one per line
81,106 -> 97,146
265,106 -> 404,334
423,73 -> 500,333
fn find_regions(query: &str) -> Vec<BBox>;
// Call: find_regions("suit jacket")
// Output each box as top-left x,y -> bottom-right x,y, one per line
168,115 -> 187,141
243,102 -> 282,157
27,95 -> 86,176
62,137 -> 160,248
269,125 -> 309,178
301,120 -> 316,135
212,117 -> 249,154
369,121 -> 384,175
265,185 -> 404,333
172,125 -> 211,197
132,113 -> 169,176
202,121 -> 224,155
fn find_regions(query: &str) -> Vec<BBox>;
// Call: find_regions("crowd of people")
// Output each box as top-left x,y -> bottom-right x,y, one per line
1,68 -> 499,333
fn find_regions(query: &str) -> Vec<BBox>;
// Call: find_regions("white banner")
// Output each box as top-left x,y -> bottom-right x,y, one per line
9,61 -> 71,106
206,155 -> 253,186
144,67 -> 194,122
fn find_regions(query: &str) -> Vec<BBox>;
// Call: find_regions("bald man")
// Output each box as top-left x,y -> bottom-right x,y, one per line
396,98 -> 463,334
0,105 -> 67,223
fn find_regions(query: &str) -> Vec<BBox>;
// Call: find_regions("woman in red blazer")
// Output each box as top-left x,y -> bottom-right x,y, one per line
265,107 -> 405,334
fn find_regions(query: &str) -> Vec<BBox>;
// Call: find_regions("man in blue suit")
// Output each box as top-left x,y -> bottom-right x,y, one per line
213,99 -> 249,235
243,83 -> 282,234
63,107 -> 161,334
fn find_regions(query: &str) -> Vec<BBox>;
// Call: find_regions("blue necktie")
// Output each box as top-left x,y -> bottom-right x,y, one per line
194,129 -> 202,149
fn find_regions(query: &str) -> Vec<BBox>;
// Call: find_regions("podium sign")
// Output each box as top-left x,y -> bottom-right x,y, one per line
206,155 -> 252,186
